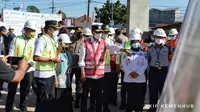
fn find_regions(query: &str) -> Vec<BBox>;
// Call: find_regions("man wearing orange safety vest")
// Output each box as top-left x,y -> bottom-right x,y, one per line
166,28 -> 179,53
79,25 -> 128,112
6,20 -> 37,112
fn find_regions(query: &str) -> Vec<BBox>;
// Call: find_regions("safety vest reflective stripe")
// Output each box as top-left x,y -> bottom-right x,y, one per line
35,34 -> 57,71
120,41 -> 131,68
105,50 -> 110,66
14,35 -> 35,63
84,38 -> 106,77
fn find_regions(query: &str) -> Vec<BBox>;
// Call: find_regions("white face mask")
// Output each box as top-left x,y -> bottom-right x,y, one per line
102,34 -> 108,38
94,33 -> 102,40
108,35 -> 114,40
53,30 -> 59,38
155,38 -> 164,45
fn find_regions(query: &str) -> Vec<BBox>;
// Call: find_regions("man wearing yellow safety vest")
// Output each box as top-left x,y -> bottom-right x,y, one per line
103,27 -> 119,112
33,20 -> 62,112
6,20 -> 37,112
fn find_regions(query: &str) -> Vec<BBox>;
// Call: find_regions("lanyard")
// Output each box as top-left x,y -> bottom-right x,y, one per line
155,46 -> 162,60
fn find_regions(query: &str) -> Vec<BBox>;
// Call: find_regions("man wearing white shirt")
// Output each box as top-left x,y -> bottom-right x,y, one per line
122,28 -> 148,112
79,25 -> 127,112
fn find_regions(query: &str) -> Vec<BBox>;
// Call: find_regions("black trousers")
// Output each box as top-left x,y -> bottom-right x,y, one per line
81,78 -> 104,112
149,67 -> 168,112
5,71 -> 34,112
103,72 -> 118,109
120,71 -> 127,105
35,76 -> 55,112
126,82 -> 146,112
54,88 -> 73,112
70,68 -> 82,95
90,86 -> 96,107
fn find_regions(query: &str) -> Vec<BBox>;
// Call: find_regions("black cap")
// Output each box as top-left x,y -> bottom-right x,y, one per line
102,25 -> 109,32
92,25 -> 103,33
45,20 -> 61,29
0,26 -> 7,32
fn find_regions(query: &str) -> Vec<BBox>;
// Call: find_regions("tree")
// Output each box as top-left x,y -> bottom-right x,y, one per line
27,5 -> 40,13
94,0 -> 127,26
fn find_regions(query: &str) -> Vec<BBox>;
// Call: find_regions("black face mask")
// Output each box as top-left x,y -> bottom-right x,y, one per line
77,33 -> 82,39
131,47 -> 140,52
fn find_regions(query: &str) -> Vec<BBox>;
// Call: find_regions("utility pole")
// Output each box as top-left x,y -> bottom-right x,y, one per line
2,0 -> 10,9
51,0 -> 55,14
87,0 -> 91,23
111,0 -> 113,21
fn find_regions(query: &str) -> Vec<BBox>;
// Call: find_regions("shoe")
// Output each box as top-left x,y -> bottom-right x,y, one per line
74,101 -> 80,108
111,102 -> 117,107
103,108 -> 111,112
119,104 -> 126,110
88,106 -> 96,112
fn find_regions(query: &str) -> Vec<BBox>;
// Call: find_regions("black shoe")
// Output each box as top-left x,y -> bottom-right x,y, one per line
74,101 -> 80,108
119,104 -> 126,110
0,92 -> 2,98
88,106 -> 96,112
111,102 -> 117,107
103,108 -> 111,112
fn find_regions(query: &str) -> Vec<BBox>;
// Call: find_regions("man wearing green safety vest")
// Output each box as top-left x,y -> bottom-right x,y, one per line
33,20 -> 62,112
6,20 -> 37,112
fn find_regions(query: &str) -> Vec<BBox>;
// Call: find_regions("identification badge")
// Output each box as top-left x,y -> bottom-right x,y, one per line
155,61 -> 160,68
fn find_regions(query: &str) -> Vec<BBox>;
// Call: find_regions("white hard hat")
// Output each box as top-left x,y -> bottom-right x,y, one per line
129,27 -> 142,41
70,30 -> 75,34
153,28 -> 167,37
83,27 -> 92,36
58,34 -> 72,43
108,27 -> 115,35
24,20 -> 37,31
169,28 -> 178,35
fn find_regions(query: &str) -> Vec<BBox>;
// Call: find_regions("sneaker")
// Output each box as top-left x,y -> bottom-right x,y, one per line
119,104 -> 126,110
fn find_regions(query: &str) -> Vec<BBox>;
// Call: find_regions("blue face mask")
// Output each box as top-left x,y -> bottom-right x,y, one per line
132,43 -> 140,49
151,36 -> 155,41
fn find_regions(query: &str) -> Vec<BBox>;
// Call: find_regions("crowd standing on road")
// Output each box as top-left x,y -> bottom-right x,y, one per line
0,19 -> 179,112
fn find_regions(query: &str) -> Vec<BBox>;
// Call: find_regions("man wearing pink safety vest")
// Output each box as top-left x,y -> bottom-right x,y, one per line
79,25 -> 128,112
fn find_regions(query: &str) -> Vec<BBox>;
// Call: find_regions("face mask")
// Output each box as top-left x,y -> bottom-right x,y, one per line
132,42 -> 140,49
168,36 -> 176,40
108,35 -> 114,40
151,36 -> 155,41
94,33 -> 102,40
102,34 -> 108,38
53,30 -> 59,38
155,39 -> 164,45
29,32 -> 36,38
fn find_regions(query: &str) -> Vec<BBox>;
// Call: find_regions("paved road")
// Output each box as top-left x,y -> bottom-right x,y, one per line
0,82 -> 150,112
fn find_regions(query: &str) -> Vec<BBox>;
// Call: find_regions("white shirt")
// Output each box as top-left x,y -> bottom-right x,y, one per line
34,36 -> 56,78
122,50 -> 148,83
9,36 -> 35,72
79,37 -> 122,79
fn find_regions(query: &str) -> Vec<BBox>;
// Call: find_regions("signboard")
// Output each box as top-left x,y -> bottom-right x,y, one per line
3,9 -> 62,36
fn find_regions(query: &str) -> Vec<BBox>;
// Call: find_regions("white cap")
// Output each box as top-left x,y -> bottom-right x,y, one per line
108,27 -> 115,35
169,28 -> 178,35
24,20 -> 37,31
70,30 -> 75,34
129,27 -> 142,41
153,28 -> 167,37
83,27 -> 92,36
9,26 -> 14,30
58,34 -> 72,43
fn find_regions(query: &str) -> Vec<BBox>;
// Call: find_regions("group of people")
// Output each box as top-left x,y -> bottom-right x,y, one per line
0,19 -> 179,112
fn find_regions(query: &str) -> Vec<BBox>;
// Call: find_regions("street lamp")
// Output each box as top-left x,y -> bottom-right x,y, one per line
1,0 -> 11,9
